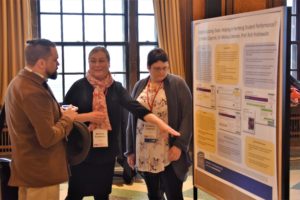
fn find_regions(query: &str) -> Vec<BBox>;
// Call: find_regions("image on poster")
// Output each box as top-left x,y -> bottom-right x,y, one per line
195,83 -> 216,109
218,108 -> 241,135
193,9 -> 281,200
217,86 -> 242,110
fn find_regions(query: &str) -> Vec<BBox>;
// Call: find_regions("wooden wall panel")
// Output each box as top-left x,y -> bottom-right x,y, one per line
179,0 -> 193,88
271,0 -> 285,7
234,0 -> 267,13
193,0 -> 205,20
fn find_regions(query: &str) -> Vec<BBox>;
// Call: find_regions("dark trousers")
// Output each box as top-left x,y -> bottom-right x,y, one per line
142,164 -> 183,200
0,158 -> 18,200
65,160 -> 115,200
65,194 -> 108,200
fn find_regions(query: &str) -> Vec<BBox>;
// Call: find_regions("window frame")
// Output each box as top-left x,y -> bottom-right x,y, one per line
289,0 -> 300,80
32,0 -> 158,101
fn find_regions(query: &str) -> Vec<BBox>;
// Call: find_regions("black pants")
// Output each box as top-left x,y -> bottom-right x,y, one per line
65,160 -> 115,200
65,194 -> 108,200
142,164 -> 183,200
0,158 -> 18,200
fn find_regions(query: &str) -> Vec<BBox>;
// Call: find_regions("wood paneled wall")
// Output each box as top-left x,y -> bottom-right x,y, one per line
234,0 -> 268,13
192,0 -> 285,20
179,0 -> 193,88
193,0 -> 205,20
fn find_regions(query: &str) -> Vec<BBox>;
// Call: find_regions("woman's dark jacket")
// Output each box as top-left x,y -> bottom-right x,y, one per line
64,78 -> 151,164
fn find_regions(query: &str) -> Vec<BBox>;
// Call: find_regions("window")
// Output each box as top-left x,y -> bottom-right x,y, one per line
288,0 -> 299,79
137,0 -> 157,79
37,0 -> 157,102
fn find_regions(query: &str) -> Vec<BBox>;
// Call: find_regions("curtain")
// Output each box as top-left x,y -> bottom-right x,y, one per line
0,0 -> 32,105
153,0 -> 185,79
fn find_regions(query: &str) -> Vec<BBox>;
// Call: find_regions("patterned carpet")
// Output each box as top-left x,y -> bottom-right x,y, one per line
290,170 -> 300,200
59,166 -> 216,200
59,166 -> 300,200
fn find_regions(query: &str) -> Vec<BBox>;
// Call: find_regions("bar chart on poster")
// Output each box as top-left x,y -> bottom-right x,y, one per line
192,7 -> 288,200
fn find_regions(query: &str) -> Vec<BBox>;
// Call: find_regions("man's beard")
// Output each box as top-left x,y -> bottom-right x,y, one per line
48,71 -> 57,80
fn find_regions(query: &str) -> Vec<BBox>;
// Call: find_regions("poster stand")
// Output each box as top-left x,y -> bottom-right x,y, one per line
280,6 -> 291,200
192,7 -> 290,200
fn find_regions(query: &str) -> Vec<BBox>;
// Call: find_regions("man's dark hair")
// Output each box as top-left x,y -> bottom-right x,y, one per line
147,48 -> 169,67
25,39 -> 56,66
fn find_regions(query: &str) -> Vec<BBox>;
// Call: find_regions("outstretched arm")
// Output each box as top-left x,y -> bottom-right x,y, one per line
143,113 -> 180,137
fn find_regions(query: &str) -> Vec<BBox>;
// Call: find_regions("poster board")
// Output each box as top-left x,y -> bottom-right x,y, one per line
192,7 -> 288,200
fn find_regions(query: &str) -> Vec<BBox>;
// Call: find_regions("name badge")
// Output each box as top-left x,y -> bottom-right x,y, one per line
143,122 -> 159,143
93,129 -> 108,147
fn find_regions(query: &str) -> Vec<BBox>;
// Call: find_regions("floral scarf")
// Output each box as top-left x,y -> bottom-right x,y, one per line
86,70 -> 114,131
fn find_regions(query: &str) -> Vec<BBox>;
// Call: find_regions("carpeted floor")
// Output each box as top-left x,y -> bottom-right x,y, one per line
59,165 -> 216,200
59,165 -> 300,200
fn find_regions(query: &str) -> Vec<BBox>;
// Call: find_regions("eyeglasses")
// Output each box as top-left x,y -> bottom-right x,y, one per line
89,59 -> 107,64
152,67 -> 169,72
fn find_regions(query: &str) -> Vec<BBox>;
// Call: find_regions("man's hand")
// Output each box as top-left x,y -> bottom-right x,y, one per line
62,109 -> 78,121
168,146 -> 181,161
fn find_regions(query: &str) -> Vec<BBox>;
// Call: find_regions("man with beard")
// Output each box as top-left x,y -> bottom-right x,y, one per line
4,39 -> 78,200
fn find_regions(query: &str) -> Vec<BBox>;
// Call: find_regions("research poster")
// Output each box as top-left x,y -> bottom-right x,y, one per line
193,9 -> 282,200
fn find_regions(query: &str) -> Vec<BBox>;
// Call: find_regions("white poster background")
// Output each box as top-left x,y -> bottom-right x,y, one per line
193,8 -> 281,200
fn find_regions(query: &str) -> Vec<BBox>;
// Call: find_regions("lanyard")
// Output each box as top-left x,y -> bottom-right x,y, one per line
146,80 -> 163,111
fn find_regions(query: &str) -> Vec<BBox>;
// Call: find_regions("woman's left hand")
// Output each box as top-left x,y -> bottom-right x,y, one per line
168,146 -> 181,161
